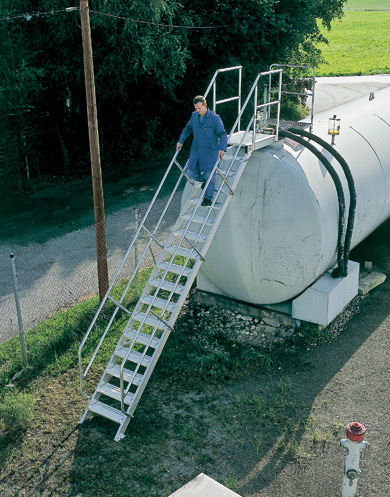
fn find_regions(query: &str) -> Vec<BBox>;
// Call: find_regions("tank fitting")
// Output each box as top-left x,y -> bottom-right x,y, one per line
340,422 -> 369,497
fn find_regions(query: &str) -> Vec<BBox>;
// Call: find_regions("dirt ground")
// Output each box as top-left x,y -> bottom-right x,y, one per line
1,268 -> 388,497
232,276 -> 390,497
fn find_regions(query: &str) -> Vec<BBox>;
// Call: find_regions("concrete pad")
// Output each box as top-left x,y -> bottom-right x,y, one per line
291,260 -> 359,326
168,473 -> 242,497
358,271 -> 386,295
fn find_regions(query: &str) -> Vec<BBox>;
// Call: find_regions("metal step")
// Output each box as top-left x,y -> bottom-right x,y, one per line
140,293 -> 177,312
174,229 -> 208,243
228,130 -> 275,152
180,214 -> 215,227
157,261 -> 193,278
267,118 -> 311,130
123,328 -> 161,348
187,198 -> 223,209
88,401 -> 126,424
163,245 -> 197,259
114,347 -> 153,367
222,153 -> 245,162
148,276 -> 186,294
106,365 -> 144,385
131,311 -> 170,330
97,383 -> 135,405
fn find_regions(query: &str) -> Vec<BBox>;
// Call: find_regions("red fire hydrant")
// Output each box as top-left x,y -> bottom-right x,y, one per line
340,422 -> 369,497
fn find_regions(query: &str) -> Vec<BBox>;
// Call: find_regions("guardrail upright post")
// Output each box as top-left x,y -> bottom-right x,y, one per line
10,253 -> 27,363
340,422 -> 369,497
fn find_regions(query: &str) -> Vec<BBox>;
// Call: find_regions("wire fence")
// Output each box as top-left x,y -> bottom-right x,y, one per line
0,192 -> 182,346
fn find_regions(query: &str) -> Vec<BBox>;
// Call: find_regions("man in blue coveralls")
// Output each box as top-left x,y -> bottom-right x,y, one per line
176,96 -> 227,206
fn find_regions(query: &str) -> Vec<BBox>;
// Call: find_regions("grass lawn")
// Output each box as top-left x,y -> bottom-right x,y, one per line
345,0 -> 390,9
316,10 -> 390,76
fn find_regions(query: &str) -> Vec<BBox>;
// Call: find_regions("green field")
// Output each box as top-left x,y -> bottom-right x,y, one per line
345,0 -> 390,10
316,10 -> 390,75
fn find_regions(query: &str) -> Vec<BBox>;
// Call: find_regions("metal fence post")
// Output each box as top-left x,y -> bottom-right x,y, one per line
10,253 -> 27,363
135,209 -> 139,299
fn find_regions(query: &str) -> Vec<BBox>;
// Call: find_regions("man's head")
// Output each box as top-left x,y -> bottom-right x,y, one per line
193,95 -> 207,117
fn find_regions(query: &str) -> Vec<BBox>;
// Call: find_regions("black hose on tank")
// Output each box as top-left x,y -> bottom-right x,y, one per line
287,127 -> 356,277
279,129 -> 345,278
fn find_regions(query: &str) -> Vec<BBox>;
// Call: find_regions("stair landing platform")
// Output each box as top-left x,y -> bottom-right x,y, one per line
228,130 -> 276,152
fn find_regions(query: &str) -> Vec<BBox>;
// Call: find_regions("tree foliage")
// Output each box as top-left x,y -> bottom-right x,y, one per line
0,0 -> 346,190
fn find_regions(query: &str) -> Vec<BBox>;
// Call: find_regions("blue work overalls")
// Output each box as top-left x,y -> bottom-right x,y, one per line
179,109 -> 227,200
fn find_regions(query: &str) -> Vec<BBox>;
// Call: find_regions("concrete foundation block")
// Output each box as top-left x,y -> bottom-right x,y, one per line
291,260 -> 360,326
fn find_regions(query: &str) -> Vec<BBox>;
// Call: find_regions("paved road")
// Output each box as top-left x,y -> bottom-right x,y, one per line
310,74 -> 390,113
0,191 -> 183,344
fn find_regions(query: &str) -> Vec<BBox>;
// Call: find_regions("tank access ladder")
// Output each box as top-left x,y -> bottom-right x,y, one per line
78,67 -> 283,441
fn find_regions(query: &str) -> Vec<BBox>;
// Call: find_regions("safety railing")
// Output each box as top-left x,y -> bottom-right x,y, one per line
78,150 -> 191,398
269,63 -> 316,131
203,65 -> 242,132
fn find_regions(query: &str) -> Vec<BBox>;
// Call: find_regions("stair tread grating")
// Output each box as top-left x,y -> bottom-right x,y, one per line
97,383 -> 135,405
106,365 -> 144,385
88,401 -> 126,424
114,347 -> 153,367
122,328 -> 161,348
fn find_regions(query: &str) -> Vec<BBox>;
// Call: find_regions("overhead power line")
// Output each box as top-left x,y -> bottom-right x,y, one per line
89,9 -> 229,30
0,7 -> 78,22
0,6 -> 230,30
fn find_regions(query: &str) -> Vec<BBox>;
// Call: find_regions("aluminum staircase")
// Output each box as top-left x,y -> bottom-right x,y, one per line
78,67 -> 282,440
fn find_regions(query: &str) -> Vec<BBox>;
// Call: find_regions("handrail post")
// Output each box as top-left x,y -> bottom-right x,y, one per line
238,66 -> 242,132
276,69 -> 283,140
253,84 -> 258,150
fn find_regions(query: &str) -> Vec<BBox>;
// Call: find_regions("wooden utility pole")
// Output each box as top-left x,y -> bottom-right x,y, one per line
79,0 -> 108,300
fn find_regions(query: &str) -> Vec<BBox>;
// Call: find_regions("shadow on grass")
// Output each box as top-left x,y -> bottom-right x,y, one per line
66,279 -> 390,497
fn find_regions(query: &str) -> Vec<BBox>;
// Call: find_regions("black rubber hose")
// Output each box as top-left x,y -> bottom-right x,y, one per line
287,127 -> 356,277
279,129 -> 345,278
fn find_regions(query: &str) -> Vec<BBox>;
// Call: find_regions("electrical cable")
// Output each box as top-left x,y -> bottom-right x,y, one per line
88,9 -> 230,29
287,127 -> 356,276
279,129 -> 346,278
0,7 -> 78,22
0,6 -> 229,30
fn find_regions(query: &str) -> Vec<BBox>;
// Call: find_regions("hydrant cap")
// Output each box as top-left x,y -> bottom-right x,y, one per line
346,422 -> 366,442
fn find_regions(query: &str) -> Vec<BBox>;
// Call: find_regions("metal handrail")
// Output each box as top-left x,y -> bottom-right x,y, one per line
227,68 -> 283,148
78,150 -> 189,397
203,65 -> 242,132
269,63 -> 316,131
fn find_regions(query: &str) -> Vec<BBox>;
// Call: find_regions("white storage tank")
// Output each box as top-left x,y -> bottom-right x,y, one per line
196,87 -> 390,304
